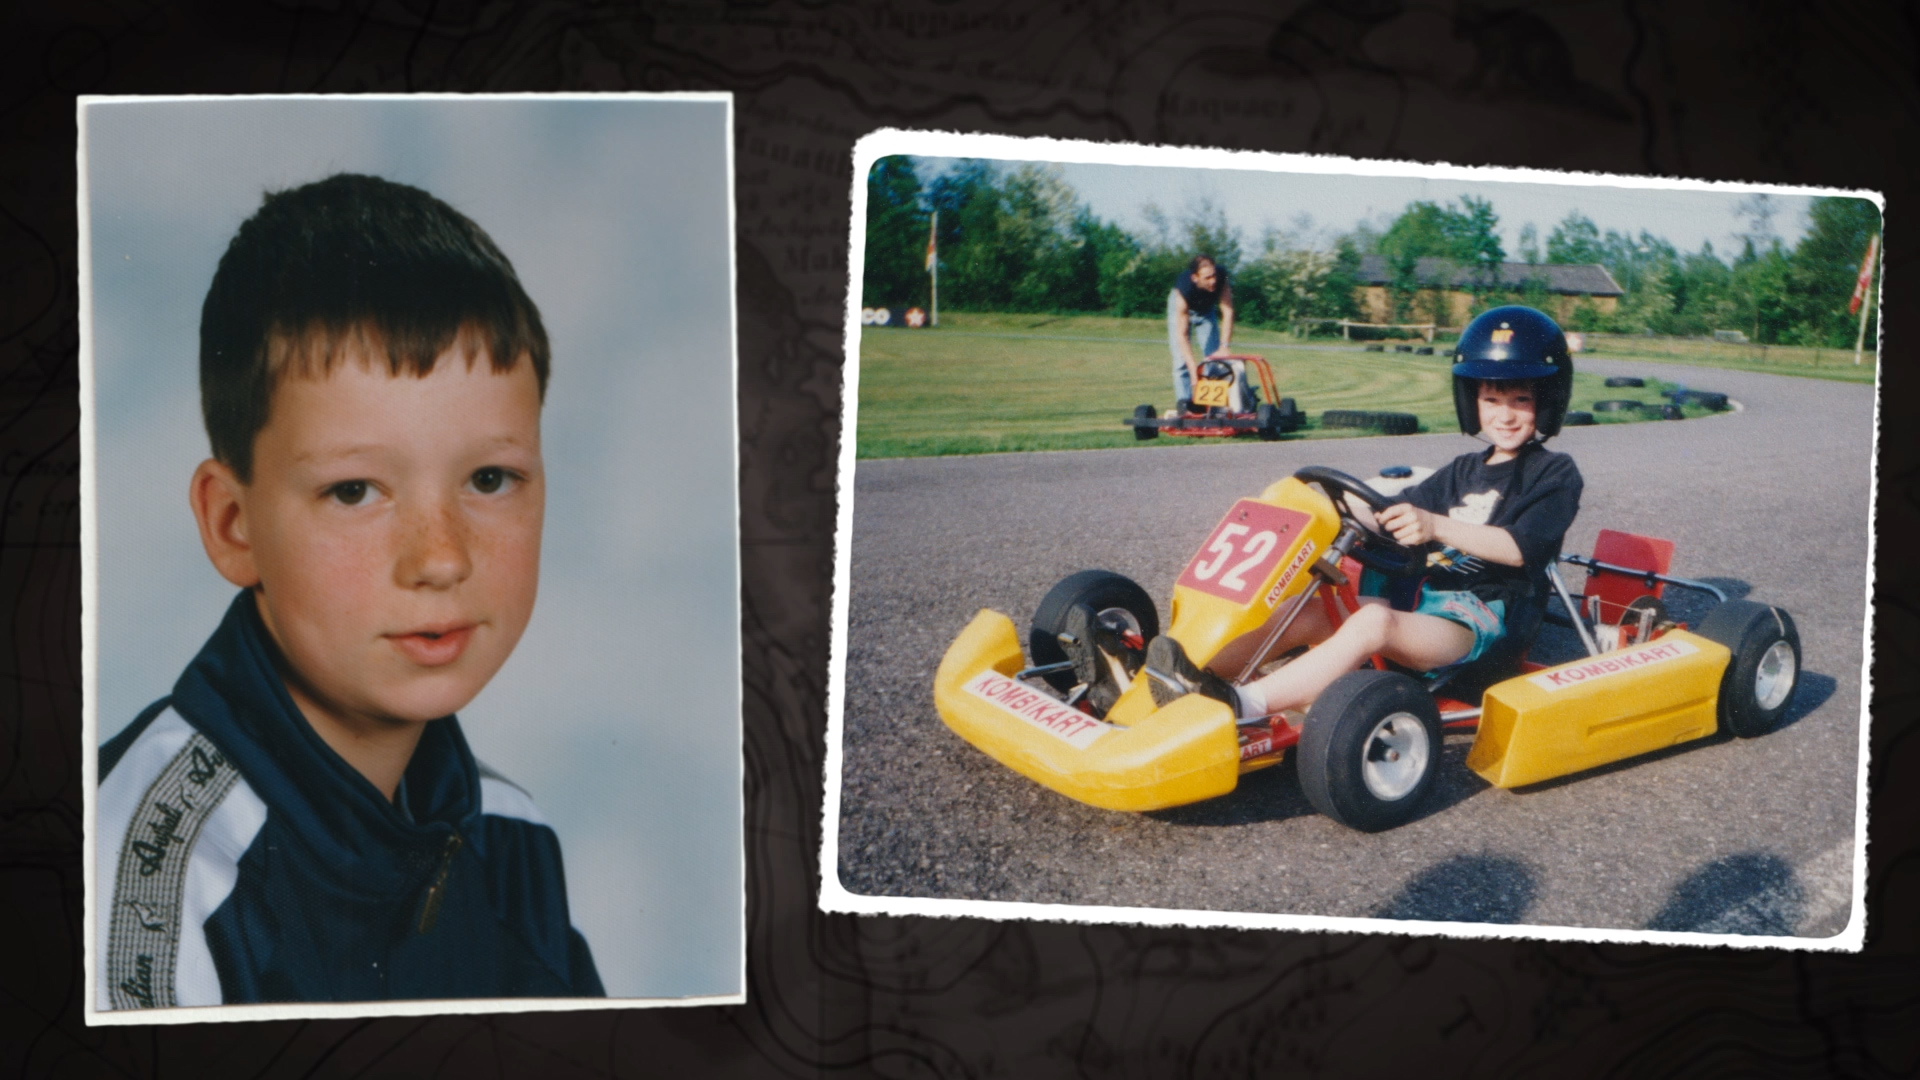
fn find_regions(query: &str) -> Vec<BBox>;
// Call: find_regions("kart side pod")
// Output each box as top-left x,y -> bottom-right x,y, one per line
933,609 -> 1240,811
1465,630 -> 1732,789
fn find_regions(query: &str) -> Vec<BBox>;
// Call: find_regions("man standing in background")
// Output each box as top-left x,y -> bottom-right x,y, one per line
1167,255 -> 1249,410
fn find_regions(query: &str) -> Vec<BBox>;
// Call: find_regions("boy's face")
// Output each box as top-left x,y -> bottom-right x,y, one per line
1477,381 -> 1539,453
200,345 -> 544,733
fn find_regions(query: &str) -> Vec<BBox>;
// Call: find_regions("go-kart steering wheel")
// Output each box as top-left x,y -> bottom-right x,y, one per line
1291,466 -> 1430,576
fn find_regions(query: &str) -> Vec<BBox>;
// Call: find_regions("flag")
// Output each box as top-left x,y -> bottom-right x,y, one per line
1849,233 -> 1879,315
926,213 -> 938,272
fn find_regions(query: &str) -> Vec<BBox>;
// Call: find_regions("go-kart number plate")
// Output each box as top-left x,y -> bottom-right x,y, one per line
1192,379 -> 1233,408
1177,500 -> 1314,605
963,671 -> 1111,749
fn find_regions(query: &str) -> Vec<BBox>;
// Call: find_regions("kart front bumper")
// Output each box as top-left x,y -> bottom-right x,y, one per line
933,610 -> 1241,812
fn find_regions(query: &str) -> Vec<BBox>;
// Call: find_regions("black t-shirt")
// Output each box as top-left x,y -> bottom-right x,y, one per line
1173,268 -> 1225,318
1402,442 -> 1583,612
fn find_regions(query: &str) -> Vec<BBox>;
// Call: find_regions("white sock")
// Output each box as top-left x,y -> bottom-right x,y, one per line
1234,682 -> 1268,719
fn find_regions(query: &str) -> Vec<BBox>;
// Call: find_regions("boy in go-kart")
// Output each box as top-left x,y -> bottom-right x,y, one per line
1070,305 -> 1584,719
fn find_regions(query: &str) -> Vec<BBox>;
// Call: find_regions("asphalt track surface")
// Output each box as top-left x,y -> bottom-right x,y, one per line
833,358 -> 1873,939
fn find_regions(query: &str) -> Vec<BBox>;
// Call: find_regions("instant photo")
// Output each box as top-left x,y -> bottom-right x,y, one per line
81,95 -> 745,1022
822,130 -> 1877,950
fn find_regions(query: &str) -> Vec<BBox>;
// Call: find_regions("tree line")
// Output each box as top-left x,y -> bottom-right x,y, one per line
863,156 -> 1879,348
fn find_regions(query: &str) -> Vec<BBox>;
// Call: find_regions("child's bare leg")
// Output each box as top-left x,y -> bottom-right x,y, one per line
1240,602 -> 1475,715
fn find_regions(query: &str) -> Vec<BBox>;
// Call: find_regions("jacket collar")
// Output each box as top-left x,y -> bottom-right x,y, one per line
170,591 -> 482,890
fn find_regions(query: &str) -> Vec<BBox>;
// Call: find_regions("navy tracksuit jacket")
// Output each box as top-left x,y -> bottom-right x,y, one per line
96,592 -> 603,1008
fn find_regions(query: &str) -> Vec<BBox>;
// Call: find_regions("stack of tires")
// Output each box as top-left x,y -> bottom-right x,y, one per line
1321,409 -> 1419,436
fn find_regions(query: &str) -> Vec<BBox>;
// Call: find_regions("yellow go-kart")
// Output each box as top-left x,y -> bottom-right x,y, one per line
933,466 -> 1800,831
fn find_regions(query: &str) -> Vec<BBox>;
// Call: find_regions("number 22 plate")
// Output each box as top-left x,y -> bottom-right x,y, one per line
1176,500 -> 1313,605
1191,379 -> 1233,408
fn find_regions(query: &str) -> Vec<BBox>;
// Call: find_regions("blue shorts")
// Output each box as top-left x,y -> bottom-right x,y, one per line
1413,589 -> 1507,666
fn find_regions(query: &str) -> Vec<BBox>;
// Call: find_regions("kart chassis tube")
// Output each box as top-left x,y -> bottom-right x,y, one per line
1557,553 -> 1729,603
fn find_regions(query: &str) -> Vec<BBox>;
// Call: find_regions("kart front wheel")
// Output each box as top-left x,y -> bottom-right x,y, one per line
1298,669 -> 1442,832
1029,570 -> 1160,694
1697,600 -> 1800,738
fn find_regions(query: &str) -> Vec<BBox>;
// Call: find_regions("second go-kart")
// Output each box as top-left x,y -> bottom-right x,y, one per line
933,466 -> 1800,831
1128,353 -> 1304,441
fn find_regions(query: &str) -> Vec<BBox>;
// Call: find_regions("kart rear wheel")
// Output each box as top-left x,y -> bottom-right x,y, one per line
1696,600 -> 1800,738
1277,397 -> 1301,432
1133,403 -> 1159,440
1298,669 -> 1442,831
1029,571 -> 1160,694
1257,403 -> 1284,441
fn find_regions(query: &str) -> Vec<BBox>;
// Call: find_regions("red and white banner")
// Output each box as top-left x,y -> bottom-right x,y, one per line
1849,233 -> 1880,316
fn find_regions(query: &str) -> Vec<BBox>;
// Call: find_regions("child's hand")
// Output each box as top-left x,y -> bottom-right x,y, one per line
1375,502 -> 1435,546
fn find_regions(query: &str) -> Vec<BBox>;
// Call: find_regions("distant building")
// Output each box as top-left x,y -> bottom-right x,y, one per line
1355,255 -> 1624,326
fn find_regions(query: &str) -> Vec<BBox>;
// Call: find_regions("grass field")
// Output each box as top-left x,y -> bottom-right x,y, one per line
1578,333 -> 1876,384
856,313 -> 1736,459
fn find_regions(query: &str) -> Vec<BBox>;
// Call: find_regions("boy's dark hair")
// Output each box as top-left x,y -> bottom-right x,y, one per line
200,173 -> 549,481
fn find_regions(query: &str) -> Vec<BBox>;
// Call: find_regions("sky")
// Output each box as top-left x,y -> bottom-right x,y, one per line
928,156 -> 1822,261
84,96 -> 740,1004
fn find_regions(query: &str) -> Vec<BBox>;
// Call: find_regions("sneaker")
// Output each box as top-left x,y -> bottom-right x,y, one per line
1061,605 -> 1122,714
1144,635 -> 1238,711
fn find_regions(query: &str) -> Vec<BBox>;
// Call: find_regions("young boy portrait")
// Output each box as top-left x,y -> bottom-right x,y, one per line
83,97 -> 744,1019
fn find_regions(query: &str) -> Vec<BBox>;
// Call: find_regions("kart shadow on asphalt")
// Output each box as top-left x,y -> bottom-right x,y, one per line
1644,852 -> 1806,935
1371,854 -> 1540,924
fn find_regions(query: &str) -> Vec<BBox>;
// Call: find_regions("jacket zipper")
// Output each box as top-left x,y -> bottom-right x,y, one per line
416,832 -> 463,934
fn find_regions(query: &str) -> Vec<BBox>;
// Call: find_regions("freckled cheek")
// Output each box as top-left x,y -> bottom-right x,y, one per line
471,503 -> 544,621
260,521 -> 396,620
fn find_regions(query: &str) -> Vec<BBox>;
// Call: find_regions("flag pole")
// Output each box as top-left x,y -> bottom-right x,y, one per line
928,210 -> 939,327
1852,232 -> 1879,365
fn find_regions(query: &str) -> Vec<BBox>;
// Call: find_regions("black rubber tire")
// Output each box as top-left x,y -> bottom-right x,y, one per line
1256,403 -> 1284,441
1375,411 -> 1419,435
1674,390 -> 1729,410
1363,343 -> 1385,352
1563,410 -> 1595,426
1592,399 -> 1642,412
1415,346 -> 1435,355
1028,571 -> 1159,693
1393,344 -> 1413,353
1603,376 -> 1645,388
1298,669 -> 1443,832
1174,398 -> 1192,417
1322,409 -> 1418,435
1133,403 -> 1158,440
1695,600 -> 1801,738
1660,403 -> 1685,420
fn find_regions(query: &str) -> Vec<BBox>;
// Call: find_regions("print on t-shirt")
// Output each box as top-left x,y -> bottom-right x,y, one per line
1449,489 -> 1501,525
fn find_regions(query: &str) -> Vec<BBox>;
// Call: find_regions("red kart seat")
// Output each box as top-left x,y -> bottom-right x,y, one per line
1584,529 -> 1674,622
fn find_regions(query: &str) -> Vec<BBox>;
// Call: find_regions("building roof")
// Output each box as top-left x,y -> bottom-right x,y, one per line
1356,254 -> 1625,297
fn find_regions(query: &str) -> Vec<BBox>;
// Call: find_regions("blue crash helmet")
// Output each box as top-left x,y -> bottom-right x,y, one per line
1450,305 -> 1574,438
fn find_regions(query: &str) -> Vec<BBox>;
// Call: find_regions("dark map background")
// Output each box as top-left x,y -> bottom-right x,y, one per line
5,1 -> 1917,1075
